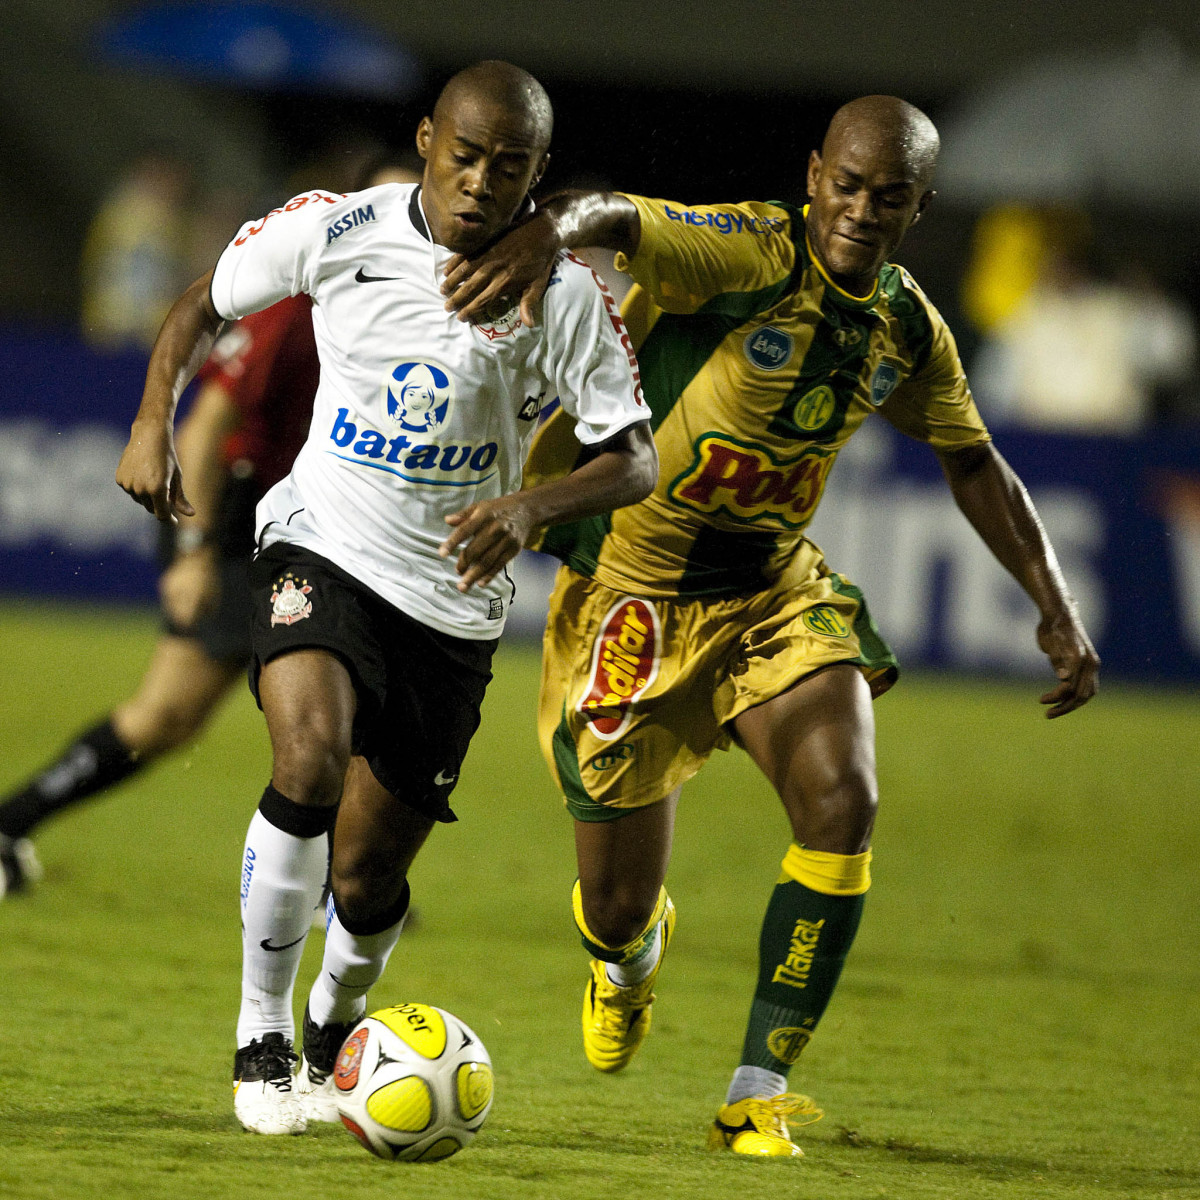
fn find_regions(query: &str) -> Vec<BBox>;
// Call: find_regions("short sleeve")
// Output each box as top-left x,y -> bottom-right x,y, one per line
209,190 -> 341,320
881,310 -> 992,450
615,195 -> 796,317
542,252 -> 648,446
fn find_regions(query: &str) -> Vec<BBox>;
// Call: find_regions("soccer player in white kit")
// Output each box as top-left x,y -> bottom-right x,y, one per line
117,61 -> 658,1136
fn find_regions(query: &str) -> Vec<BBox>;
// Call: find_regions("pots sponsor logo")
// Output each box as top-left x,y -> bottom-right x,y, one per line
670,435 -> 835,530
578,598 -> 660,741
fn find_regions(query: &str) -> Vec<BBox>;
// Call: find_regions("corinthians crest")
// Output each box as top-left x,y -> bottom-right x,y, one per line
270,575 -> 313,626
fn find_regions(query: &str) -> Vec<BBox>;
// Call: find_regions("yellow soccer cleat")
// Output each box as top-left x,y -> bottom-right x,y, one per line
581,898 -> 676,1072
707,1093 -> 823,1157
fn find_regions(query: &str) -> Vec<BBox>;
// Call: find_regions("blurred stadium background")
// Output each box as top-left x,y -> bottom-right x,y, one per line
3,0 -> 1200,681
1,6 -> 1198,1197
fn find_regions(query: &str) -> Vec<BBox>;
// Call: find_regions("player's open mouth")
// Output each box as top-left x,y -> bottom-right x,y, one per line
453,211 -> 487,229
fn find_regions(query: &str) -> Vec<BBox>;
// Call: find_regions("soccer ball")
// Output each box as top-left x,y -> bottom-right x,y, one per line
333,1002 -> 494,1161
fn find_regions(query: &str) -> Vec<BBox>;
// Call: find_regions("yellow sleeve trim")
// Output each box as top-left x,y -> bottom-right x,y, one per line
779,844 -> 872,895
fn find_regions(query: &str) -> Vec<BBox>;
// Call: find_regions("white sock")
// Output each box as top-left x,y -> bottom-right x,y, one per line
236,809 -> 328,1047
725,1065 -> 788,1105
605,922 -> 662,988
306,905 -> 407,1028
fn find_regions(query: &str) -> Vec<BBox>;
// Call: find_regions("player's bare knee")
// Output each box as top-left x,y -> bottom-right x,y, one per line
271,730 -> 349,807
331,858 -> 405,927
787,767 -> 877,854
146,703 -> 208,754
583,887 -> 659,949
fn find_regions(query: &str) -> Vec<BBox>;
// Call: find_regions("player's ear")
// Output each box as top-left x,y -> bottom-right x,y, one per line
910,188 -> 936,227
806,150 -> 822,199
415,117 -> 433,160
531,152 -> 550,191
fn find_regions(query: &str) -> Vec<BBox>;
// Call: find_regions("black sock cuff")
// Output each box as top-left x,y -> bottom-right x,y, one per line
257,784 -> 338,839
81,718 -> 137,767
334,880 -> 411,937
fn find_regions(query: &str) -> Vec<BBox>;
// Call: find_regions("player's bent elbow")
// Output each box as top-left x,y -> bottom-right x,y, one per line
625,424 -> 659,503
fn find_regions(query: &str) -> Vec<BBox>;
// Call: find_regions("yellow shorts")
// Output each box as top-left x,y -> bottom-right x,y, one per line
538,546 -> 898,822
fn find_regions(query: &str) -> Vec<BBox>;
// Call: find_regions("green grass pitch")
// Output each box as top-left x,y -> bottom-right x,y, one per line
0,599 -> 1196,1200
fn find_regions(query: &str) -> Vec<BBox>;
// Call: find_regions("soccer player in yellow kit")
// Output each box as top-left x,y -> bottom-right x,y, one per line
443,96 -> 1100,1157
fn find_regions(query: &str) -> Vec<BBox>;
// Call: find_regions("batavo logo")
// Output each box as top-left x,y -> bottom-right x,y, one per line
578,598 -> 660,741
670,435 -> 836,530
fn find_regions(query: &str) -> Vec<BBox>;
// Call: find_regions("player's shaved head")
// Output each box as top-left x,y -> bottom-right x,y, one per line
805,95 -> 939,295
432,60 -> 553,152
416,61 -> 553,254
823,95 -> 939,187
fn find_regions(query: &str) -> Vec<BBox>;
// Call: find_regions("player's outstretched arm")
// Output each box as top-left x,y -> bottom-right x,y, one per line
937,442 -> 1100,717
116,271 -> 224,523
440,422 -> 657,593
158,379 -> 239,628
441,191 -> 641,328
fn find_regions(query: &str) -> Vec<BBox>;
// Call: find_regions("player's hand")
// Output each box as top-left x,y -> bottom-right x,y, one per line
159,546 -> 218,628
116,420 -> 195,524
1036,607 -> 1100,718
441,212 -> 559,328
440,495 -> 536,593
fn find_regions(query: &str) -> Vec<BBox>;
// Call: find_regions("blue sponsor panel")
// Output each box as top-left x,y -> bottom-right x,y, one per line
0,324 -> 162,602
807,421 -> 1200,683
1,323 -> 1197,681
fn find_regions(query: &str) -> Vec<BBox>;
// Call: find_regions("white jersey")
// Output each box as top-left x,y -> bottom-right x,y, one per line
210,183 -> 647,639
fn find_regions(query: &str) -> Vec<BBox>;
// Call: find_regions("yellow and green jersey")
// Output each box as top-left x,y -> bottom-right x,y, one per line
526,194 -> 991,597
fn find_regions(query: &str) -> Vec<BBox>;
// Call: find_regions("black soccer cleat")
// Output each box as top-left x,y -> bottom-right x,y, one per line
297,1003 -> 363,1122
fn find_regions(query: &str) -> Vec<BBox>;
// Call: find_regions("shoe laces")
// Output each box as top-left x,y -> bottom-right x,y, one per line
244,1037 -> 299,1089
745,1093 -> 824,1136
592,968 -> 655,1026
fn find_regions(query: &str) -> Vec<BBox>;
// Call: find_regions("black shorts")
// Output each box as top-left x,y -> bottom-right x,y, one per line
247,542 -> 496,823
161,552 -> 253,664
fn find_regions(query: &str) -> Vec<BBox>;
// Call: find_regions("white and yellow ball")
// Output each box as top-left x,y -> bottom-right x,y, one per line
333,1002 -> 494,1161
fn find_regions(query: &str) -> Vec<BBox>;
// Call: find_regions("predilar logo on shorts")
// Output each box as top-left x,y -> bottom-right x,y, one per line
270,574 -> 313,626
577,597 -> 660,741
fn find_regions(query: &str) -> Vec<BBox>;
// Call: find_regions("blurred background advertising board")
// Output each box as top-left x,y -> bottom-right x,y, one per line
1,0 -> 1198,685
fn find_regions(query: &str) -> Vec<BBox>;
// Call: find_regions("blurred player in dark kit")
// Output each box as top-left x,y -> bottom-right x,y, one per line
443,94 -> 1099,1157
0,295 -> 317,897
0,162 -> 422,901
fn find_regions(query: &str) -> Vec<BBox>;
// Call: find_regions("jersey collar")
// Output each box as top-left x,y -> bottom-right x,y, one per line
409,185 -> 432,242
801,204 -> 881,309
